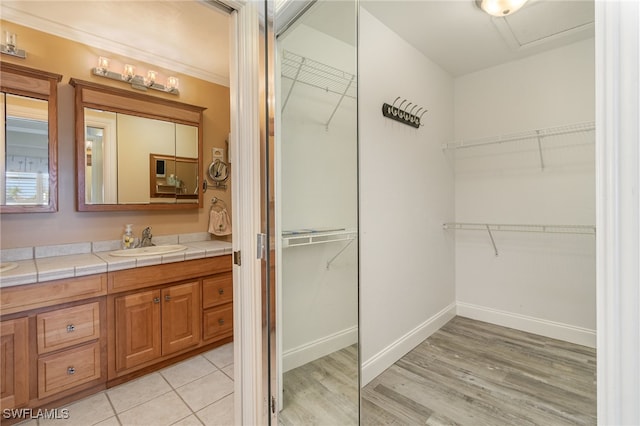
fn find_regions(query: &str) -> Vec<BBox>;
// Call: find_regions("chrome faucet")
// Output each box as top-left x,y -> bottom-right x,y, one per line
140,226 -> 154,247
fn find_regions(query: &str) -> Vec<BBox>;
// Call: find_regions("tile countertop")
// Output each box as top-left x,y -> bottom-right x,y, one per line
0,236 -> 232,288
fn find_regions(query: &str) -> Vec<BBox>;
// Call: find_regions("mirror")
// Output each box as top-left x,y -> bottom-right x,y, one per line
1,62 -> 62,213
150,153 -> 198,200
83,108 -> 199,205
275,0 -> 359,424
208,159 -> 229,188
71,78 -> 205,211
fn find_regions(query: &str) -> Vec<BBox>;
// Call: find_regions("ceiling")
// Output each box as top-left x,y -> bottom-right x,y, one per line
361,0 -> 595,76
0,0 -> 594,84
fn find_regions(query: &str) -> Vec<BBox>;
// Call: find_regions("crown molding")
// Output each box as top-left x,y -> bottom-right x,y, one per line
1,5 -> 230,87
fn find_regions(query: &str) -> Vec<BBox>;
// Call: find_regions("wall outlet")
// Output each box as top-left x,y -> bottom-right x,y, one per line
212,147 -> 225,161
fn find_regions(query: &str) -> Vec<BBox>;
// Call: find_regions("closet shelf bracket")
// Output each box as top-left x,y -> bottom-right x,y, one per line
485,224 -> 499,256
282,56 -> 305,112
536,130 -> 545,171
325,75 -> 355,130
326,238 -> 356,270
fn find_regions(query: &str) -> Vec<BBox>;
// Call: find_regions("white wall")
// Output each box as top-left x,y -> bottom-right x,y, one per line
453,38 -> 596,346
359,9 -> 456,385
278,23 -> 358,371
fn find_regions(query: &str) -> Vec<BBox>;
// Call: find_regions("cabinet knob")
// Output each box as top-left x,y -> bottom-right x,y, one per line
67,367 -> 76,375
165,294 -> 172,302
66,324 -> 76,332
218,288 -> 224,295
218,319 -> 225,326
153,297 -> 160,304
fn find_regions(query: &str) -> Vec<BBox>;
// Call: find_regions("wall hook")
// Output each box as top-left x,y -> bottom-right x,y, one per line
381,98 -> 426,129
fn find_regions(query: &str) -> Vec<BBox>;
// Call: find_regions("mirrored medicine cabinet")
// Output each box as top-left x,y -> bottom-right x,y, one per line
1,62 -> 62,213
70,78 -> 206,211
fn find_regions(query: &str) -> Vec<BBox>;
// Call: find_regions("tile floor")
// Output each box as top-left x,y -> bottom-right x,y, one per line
18,343 -> 234,426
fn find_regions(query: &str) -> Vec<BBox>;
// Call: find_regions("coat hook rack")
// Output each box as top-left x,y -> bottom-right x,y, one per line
382,97 -> 427,128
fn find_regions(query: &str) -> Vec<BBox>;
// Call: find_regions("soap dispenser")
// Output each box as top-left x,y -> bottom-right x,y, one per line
122,224 -> 135,249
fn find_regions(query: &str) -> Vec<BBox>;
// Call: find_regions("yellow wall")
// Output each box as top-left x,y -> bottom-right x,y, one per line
0,21 -> 231,248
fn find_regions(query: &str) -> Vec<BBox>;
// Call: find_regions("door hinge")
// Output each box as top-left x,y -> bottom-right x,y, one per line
233,250 -> 241,266
271,395 -> 276,414
257,233 -> 267,260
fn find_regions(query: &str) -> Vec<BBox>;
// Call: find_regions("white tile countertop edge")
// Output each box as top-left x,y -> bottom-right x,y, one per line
0,235 -> 232,288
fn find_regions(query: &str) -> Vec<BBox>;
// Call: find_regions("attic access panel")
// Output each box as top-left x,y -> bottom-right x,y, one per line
493,0 -> 594,50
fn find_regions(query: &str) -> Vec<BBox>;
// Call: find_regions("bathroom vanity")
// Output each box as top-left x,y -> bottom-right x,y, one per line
0,240 -> 232,418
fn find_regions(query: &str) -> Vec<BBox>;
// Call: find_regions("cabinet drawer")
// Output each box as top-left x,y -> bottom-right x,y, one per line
37,302 -> 100,354
38,341 -> 101,398
203,303 -> 233,341
202,273 -> 233,309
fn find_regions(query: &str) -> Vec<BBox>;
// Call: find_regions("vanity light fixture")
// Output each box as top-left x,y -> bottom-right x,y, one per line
1,31 -> 26,59
475,0 -> 528,16
92,56 -> 180,95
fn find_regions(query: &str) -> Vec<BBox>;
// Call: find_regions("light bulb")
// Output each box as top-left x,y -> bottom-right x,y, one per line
5,31 -> 17,49
167,76 -> 179,91
97,56 -> 110,74
145,70 -> 158,86
122,64 -> 135,81
478,0 -> 528,16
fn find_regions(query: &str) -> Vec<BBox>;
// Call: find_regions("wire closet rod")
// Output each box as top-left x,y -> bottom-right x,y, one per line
442,121 -> 595,150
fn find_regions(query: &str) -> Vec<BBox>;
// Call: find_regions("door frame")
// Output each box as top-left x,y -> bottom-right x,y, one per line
225,1 -> 266,424
595,1 -> 640,424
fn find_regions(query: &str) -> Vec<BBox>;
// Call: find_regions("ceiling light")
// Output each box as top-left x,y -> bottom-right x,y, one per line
476,0 -> 529,17
91,56 -> 180,95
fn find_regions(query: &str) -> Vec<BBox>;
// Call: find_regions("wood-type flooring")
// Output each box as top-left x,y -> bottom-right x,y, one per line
362,316 -> 597,425
278,316 -> 596,425
279,344 -> 359,426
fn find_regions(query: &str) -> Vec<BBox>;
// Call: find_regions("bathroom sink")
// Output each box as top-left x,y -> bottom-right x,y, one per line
109,245 -> 188,257
0,262 -> 18,273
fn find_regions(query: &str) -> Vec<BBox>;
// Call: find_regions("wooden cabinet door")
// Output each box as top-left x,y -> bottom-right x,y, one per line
115,290 -> 161,371
1,318 -> 29,409
161,282 -> 200,355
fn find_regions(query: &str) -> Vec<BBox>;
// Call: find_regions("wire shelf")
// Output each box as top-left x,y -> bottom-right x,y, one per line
281,228 -> 358,269
282,228 -> 358,248
281,50 -> 357,99
442,121 -> 595,150
443,222 -> 595,256
443,222 -> 596,235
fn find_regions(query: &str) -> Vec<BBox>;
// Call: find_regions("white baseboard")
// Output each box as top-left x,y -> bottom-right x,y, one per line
456,302 -> 596,348
282,325 -> 358,372
361,302 -> 457,386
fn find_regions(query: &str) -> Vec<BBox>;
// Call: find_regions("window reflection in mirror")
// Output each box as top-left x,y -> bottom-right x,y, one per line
84,108 -> 199,205
1,94 -> 50,206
